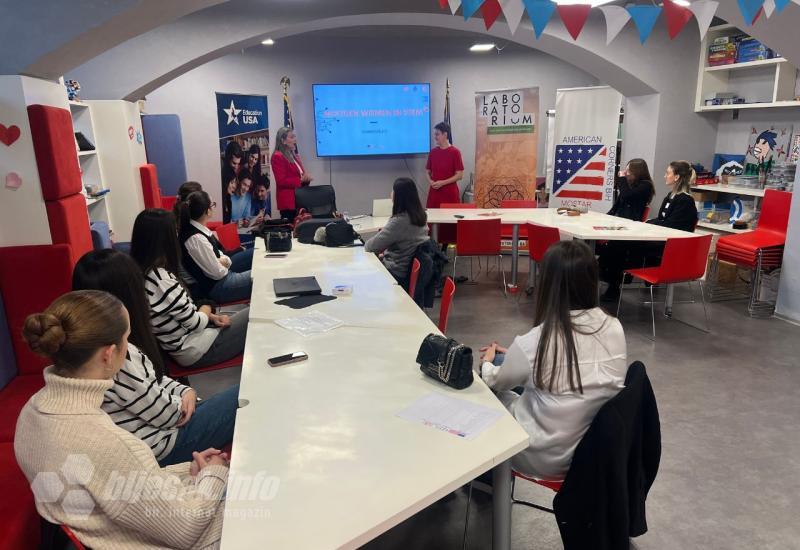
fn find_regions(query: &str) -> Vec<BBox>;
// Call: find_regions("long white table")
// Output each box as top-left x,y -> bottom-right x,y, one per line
220,238 -> 529,549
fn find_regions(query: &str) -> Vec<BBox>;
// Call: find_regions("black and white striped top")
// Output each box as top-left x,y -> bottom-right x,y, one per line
101,343 -> 190,460
145,267 -> 216,366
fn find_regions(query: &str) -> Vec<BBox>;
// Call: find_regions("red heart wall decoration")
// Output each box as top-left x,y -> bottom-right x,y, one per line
0,124 -> 21,146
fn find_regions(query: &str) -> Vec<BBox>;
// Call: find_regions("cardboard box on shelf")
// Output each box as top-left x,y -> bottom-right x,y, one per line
693,191 -> 719,202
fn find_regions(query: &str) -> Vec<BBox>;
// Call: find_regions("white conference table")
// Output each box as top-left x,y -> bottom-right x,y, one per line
220,238 -> 529,550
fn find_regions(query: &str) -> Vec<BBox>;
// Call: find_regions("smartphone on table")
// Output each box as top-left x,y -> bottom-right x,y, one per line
268,351 -> 308,367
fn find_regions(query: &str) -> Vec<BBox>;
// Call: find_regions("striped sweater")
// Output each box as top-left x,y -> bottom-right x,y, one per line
101,343 -> 190,460
145,267 -> 217,366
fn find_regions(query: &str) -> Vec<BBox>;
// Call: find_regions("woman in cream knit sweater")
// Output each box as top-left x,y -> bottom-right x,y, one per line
15,290 -> 228,550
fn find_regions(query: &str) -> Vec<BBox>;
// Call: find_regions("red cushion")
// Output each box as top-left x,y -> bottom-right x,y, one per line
161,196 -> 177,211
0,442 -> 39,549
0,374 -> 44,442
214,223 -> 241,250
27,105 -> 82,201
717,229 -> 786,253
0,245 -> 73,376
45,194 -> 93,265
166,355 -> 243,378
140,164 -> 162,209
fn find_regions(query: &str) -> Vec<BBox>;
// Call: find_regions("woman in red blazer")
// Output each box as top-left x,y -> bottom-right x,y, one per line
271,127 -> 312,220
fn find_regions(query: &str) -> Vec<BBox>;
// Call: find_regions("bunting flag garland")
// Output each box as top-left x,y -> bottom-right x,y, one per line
774,0 -> 791,13
462,0 -> 485,20
481,0 -> 503,28
557,4 -> 592,41
627,5 -> 662,43
737,0 -> 766,25
752,5 -> 764,22
663,0 -> 694,39
762,0 -> 776,18
523,0 -> 557,39
690,0 -> 719,40
599,5 -> 631,45
449,0 -> 462,14
439,0 -> 448,9
500,0 -> 525,34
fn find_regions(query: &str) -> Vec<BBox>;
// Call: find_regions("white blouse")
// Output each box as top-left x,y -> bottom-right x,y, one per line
481,307 -> 627,481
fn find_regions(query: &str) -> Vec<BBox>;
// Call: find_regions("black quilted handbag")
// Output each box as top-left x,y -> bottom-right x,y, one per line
416,334 -> 474,390
265,231 -> 292,253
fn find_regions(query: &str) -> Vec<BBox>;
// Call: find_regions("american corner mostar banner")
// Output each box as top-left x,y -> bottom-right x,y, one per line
216,92 -> 271,228
550,86 -> 623,212
474,87 -> 539,210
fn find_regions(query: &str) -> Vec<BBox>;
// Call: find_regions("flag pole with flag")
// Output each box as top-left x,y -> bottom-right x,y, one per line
444,78 -> 453,143
281,75 -> 298,154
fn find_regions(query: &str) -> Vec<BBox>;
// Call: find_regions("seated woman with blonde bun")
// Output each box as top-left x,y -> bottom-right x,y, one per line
15,290 -> 228,550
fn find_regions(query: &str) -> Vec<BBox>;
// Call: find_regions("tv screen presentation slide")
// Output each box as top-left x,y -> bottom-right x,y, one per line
313,83 -> 431,157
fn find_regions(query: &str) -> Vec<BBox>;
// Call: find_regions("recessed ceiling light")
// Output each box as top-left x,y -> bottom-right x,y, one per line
261,38 -> 275,46
470,43 -> 496,52
672,0 -> 690,5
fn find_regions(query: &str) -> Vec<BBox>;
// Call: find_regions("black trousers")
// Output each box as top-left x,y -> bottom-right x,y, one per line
597,241 -> 666,289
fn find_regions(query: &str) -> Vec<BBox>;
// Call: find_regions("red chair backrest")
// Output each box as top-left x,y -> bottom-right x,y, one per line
139,164 -> 162,209
658,235 -> 713,283
500,200 -> 537,209
161,195 -> 177,211
641,206 -> 651,222
439,203 -> 476,209
456,218 -> 502,256
758,189 -> 792,237
438,277 -> 456,334
408,258 -> 421,298
527,223 -> 561,263
214,223 -> 241,250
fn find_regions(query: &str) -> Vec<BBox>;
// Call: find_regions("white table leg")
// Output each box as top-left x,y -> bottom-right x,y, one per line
665,283 -> 674,318
432,223 -> 439,243
510,225 -> 519,290
492,459 -> 512,550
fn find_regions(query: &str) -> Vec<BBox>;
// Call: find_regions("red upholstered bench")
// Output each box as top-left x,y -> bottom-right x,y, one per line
140,164 -> 163,209
0,442 -> 39,547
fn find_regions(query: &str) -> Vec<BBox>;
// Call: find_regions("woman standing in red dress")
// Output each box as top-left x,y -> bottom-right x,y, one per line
271,127 -> 312,221
425,122 -> 464,208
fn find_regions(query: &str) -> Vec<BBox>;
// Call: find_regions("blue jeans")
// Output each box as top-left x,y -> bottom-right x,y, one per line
158,383 -> 240,466
229,247 -> 254,273
209,270 -> 252,303
493,352 -> 505,366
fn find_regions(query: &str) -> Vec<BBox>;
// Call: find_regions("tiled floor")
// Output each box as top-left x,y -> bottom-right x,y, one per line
194,259 -> 800,549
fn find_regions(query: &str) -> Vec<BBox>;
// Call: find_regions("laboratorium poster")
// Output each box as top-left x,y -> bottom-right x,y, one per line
550,86 -> 622,212
216,92 -> 271,224
474,87 -> 539,210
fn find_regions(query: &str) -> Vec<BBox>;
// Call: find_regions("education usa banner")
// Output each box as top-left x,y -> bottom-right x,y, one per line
550,86 -> 622,212
215,92 -> 271,227
474,87 -> 539,209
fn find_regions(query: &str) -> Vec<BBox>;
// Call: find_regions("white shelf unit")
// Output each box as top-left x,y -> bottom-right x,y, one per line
691,184 -> 765,197
697,220 -> 750,234
69,100 -> 110,225
695,25 -> 800,113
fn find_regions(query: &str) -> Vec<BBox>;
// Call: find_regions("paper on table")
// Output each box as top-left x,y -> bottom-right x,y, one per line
274,310 -> 344,336
396,392 -> 504,440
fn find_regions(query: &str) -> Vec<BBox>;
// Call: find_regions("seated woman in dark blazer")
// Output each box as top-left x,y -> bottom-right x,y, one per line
608,158 -> 655,222
271,127 -> 312,221
599,160 -> 698,302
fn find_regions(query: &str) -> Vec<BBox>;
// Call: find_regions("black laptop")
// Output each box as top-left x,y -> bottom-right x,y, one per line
273,276 -> 322,297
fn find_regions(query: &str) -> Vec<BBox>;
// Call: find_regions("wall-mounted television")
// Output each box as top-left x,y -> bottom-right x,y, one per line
312,83 -> 431,157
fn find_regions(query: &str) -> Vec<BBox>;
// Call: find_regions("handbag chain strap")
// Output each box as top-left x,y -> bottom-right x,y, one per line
437,342 -> 464,383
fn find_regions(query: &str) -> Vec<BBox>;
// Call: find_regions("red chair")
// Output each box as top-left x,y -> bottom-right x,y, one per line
61,525 -> 86,549
407,258 -> 421,299
500,199 -> 537,246
641,205 -> 651,222
139,164 -> 162,209
438,277 -> 456,334
512,470 -> 563,513
525,224 -> 561,294
618,234 -> 713,339
165,354 -> 244,379
435,202 -> 475,247
713,189 -> 791,317
454,218 -> 506,293
161,195 -> 177,211
214,223 -> 241,251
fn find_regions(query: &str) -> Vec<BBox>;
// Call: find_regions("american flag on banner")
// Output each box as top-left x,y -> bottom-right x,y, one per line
553,144 -> 608,201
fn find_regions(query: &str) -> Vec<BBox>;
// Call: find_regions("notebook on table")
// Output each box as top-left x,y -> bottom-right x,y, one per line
273,276 -> 322,297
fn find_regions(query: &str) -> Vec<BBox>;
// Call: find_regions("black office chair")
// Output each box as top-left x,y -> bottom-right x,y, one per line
295,185 -> 337,218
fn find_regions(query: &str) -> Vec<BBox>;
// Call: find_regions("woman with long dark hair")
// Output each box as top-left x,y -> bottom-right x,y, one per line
364,178 -> 429,282
72,250 -> 239,467
16,290 -> 228,549
599,160 -> 698,301
131,208 -> 249,369
271,126 -> 312,220
176,191 -> 252,302
608,158 -> 655,222
479,240 -> 627,481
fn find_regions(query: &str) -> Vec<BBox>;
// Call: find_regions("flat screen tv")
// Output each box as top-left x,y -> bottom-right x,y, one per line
312,83 -> 431,157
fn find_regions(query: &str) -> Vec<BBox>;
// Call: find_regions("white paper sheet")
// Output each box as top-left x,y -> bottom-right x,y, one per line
274,310 -> 343,336
396,392 -> 504,440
